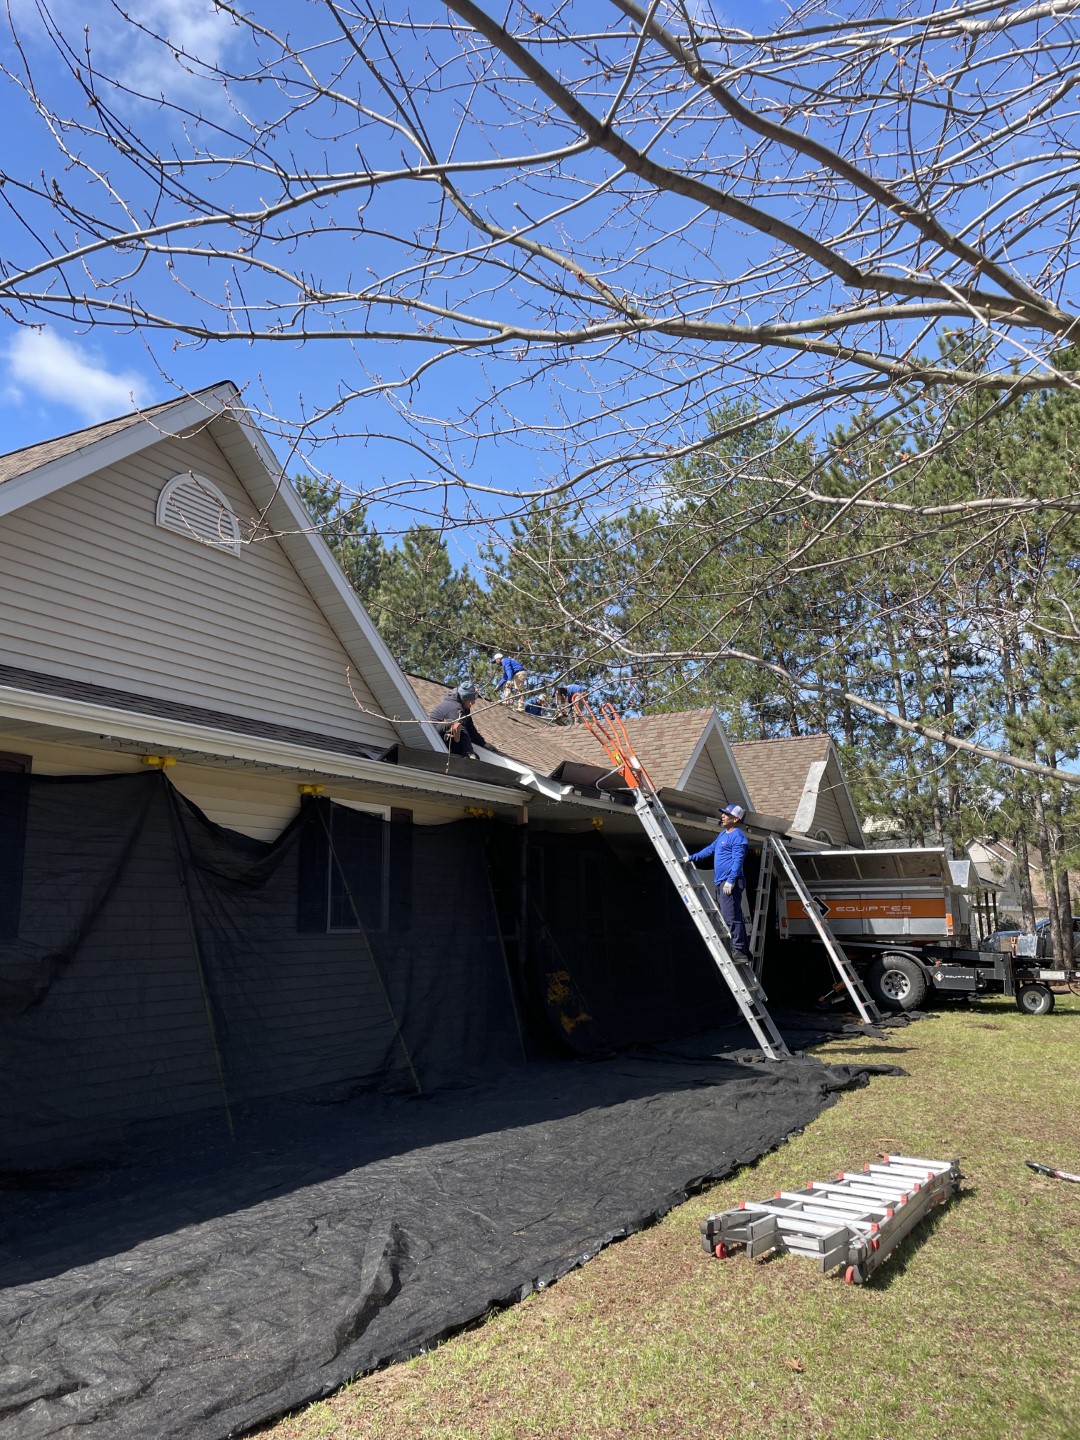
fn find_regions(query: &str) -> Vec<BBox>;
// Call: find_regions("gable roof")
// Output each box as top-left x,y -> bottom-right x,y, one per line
731,736 -> 831,822
0,383 -> 444,754
732,734 -> 863,845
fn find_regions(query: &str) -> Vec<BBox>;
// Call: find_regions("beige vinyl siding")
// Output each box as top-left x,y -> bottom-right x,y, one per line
682,749 -> 727,811
0,428 -> 396,754
3,734 -> 473,838
810,772 -> 848,845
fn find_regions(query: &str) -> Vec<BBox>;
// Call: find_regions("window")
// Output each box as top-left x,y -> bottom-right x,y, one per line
0,752 -> 31,942
156,473 -> 242,555
327,803 -> 390,932
297,799 -> 412,935
814,828 -> 835,845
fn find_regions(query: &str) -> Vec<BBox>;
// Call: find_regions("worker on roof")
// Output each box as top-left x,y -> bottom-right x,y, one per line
689,805 -> 750,960
553,682 -> 586,723
493,651 -> 527,710
428,682 -> 491,760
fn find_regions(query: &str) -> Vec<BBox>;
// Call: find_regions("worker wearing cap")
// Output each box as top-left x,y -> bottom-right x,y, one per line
493,651 -> 527,710
689,805 -> 750,957
428,682 -> 490,759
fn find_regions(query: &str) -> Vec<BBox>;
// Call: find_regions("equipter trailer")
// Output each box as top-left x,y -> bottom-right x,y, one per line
775,846 -> 1078,1014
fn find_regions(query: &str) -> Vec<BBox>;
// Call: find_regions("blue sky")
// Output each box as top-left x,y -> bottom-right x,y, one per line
0,0 -> 1073,568
0,0 -> 823,508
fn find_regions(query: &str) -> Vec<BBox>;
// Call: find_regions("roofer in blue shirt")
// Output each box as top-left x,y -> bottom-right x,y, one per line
688,804 -> 750,959
493,651 -> 527,709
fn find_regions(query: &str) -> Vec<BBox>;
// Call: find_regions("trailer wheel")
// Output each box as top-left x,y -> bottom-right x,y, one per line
1015,983 -> 1055,1016
865,954 -> 928,1012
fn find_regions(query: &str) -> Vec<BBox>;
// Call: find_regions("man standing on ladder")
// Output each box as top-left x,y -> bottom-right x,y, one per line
689,805 -> 751,961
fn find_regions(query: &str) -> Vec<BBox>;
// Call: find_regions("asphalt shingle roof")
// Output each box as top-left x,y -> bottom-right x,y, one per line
618,711 -> 712,790
730,735 -> 830,824
408,679 -> 725,799
408,676 -> 603,774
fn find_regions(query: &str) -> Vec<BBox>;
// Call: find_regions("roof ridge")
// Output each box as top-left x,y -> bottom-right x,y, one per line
731,733 -> 831,747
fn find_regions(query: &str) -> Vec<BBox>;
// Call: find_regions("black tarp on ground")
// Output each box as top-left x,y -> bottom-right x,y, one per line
0,1033 -> 897,1440
0,771 -> 903,1439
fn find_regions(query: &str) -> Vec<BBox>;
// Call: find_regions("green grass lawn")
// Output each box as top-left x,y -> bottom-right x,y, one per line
258,995 -> 1080,1440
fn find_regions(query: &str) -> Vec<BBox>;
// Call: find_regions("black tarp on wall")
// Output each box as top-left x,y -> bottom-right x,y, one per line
522,828 -> 741,1051
0,772 -> 523,1171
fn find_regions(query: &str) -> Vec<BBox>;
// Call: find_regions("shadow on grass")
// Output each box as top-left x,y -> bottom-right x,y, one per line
855,1182 -> 972,1290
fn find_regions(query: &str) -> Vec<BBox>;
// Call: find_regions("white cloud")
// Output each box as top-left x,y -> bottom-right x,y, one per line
6,327 -> 149,423
112,0 -> 237,99
8,0 -> 238,103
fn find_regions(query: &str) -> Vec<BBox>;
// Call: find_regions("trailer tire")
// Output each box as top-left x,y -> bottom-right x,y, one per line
1015,983 -> 1055,1016
865,953 -> 928,1012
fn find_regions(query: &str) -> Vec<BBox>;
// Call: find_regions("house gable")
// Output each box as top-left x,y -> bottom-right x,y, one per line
673,716 -> 753,814
732,735 -> 863,846
0,388 -> 440,758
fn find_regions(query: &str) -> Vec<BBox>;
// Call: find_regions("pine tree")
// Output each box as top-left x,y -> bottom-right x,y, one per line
370,526 -> 482,682
291,474 -> 386,599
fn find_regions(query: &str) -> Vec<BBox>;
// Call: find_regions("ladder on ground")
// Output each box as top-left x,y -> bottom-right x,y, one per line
766,836 -> 883,1025
574,699 -> 790,1061
700,1153 -> 960,1284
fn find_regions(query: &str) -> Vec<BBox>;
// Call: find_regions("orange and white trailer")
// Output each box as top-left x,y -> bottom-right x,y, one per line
774,847 -> 1074,1014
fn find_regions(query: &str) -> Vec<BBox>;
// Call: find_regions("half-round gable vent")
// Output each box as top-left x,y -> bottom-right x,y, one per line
156,474 -> 242,555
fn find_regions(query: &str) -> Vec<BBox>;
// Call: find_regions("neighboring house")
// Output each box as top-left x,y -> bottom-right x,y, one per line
968,838 -> 1080,922
731,735 -> 865,849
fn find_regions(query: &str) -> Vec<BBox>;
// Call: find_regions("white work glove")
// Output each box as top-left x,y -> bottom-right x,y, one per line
722,881 -> 734,895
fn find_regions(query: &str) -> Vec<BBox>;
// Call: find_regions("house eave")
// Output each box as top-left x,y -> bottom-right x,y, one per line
0,684 -> 525,811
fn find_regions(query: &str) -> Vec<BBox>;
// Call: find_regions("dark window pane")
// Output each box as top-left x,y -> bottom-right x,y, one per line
0,764 -> 30,942
328,807 -> 386,931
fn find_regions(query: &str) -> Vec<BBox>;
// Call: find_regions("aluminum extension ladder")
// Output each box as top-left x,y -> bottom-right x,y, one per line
574,699 -> 790,1061
700,1153 -> 961,1284
766,835 -> 883,1025
747,838 -> 775,979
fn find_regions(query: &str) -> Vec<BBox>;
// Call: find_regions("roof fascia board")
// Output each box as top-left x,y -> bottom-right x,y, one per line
0,387 -> 237,520
0,682 -> 519,809
205,405 -> 445,754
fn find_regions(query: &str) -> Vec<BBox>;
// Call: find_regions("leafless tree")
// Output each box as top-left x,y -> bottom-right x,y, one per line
4,0 -> 1080,780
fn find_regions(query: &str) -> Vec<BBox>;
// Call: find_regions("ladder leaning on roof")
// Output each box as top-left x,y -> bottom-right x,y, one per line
573,698 -> 791,1061
765,837 -> 883,1026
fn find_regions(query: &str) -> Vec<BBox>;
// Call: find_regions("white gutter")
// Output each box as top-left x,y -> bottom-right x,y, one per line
473,749 -> 572,802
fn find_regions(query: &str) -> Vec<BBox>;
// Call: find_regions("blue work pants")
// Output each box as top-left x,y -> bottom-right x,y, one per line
717,882 -> 748,952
